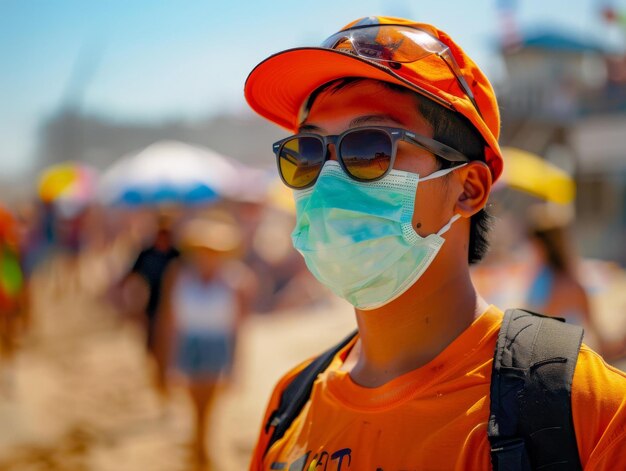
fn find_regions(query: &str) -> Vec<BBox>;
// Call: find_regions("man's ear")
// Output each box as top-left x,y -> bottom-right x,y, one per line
455,161 -> 492,217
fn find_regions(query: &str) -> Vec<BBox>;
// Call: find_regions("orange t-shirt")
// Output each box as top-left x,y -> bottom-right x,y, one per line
250,306 -> 626,470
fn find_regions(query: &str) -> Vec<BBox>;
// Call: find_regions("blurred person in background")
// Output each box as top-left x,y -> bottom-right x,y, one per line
0,205 -> 26,395
17,201 -> 55,280
247,204 -> 322,313
525,204 -> 626,360
228,195 -> 321,314
525,204 -> 592,326
122,215 -> 180,396
157,212 -> 251,469
39,187 -> 95,293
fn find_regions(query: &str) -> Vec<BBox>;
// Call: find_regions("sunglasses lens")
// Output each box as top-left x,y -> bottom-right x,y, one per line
340,130 -> 392,180
321,25 -> 481,117
279,137 -> 325,188
322,26 -> 440,63
358,28 -> 441,63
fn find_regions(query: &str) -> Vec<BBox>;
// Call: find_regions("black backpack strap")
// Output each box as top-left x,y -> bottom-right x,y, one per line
488,309 -> 584,471
264,330 -> 358,456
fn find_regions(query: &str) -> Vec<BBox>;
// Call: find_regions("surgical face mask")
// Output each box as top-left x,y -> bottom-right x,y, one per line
291,161 -> 463,310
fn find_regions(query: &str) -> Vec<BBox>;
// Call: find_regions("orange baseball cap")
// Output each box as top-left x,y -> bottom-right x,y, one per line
245,16 -> 503,182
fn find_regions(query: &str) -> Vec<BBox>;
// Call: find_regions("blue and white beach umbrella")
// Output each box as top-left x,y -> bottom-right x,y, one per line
99,141 -> 242,206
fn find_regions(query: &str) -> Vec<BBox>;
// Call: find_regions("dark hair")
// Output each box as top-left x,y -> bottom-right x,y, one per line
302,77 -> 493,264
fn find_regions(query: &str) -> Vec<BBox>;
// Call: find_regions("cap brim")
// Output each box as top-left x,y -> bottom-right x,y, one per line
245,47 -> 453,132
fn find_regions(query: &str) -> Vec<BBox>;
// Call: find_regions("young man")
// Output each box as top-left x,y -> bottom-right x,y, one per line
244,17 -> 626,470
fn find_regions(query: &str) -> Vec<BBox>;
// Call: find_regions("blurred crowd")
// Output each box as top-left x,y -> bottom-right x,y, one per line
0,152 -> 327,470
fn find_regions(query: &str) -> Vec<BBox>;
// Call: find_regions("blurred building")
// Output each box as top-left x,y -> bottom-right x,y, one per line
1,109 -> 287,205
37,108 -> 286,171
497,28 -> 626,264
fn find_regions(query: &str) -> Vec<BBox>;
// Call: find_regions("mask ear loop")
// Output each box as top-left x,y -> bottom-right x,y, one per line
437,213 -> 461,236
418,163 -> 467,237
420,163 -> 467,182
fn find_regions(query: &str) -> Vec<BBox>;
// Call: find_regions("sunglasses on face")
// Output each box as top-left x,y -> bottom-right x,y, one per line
321,24 -> 482,118
272,126 -> 469,189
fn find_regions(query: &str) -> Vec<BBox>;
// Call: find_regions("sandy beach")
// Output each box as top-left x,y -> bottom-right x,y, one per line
0,254 -> 356,471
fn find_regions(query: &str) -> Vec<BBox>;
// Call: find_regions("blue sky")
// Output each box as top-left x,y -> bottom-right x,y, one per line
1,0 -> 625,177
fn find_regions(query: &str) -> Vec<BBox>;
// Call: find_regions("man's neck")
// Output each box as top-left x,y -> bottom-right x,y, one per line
344,267 -> 487,388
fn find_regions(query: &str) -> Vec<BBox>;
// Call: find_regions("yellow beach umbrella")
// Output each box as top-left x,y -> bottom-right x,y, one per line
499,147 -> 575,204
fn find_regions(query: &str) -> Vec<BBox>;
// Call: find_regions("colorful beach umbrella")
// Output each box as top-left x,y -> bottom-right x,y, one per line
99,141 -> 246,206
38,162 -> 98,204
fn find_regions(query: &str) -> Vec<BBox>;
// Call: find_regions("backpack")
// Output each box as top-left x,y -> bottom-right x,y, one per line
263,309 -> 584,470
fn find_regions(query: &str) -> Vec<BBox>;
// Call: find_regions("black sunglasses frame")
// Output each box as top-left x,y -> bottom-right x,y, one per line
272,126 -> 469,189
